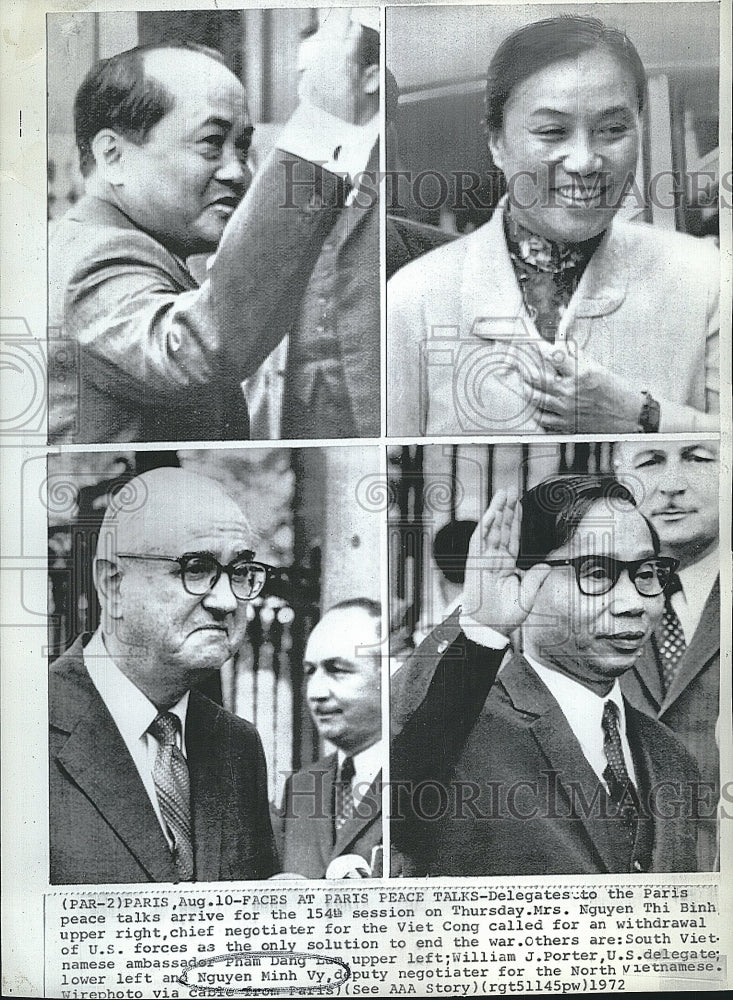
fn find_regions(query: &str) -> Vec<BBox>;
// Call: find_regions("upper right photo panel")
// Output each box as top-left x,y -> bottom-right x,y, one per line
386,2 -> 721,437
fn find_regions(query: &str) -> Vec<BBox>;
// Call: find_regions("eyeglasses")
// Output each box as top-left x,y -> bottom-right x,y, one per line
117,550 -> 271,601
542,555 -> 679,597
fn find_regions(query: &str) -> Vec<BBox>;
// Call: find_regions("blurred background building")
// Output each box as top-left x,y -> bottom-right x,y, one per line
387,2 -> 719,238
47,446 -> 380,803
48,8 -> 322,220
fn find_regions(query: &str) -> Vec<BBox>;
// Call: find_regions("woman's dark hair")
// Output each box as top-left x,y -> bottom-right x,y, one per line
485,15 -> 647,135
74,42 -> 229,177
516,474 -> 660,569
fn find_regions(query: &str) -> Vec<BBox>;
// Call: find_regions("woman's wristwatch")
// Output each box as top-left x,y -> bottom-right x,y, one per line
638,391 -> 660,433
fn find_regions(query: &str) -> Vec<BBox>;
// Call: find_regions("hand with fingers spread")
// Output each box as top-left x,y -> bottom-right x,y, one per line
527,341 -> 642,433
461,489 -> 551,637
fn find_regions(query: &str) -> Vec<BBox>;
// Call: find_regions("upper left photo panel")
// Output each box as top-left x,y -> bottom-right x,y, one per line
47,7 -> 381,445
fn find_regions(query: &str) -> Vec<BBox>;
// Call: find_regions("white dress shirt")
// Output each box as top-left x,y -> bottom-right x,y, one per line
277,101 -> 379,196
525,654 -> 637,792
673,545 -> 718,644
84,629 -> 189,848
337,739 -> 382,807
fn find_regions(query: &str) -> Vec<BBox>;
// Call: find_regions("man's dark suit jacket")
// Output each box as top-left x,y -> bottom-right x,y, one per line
48,153 -> 345,443
622,578 -> 720,868
279,144 -> 455,440
277,754 -> 382,878
391,614 -> 704,877
49,636 -> 279,884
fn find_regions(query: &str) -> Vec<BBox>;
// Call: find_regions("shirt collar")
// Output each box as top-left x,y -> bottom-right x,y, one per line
524,652 -> 627,741
84,629 -> 190,750
677,545 -> 719,603
337,739 -> 382,786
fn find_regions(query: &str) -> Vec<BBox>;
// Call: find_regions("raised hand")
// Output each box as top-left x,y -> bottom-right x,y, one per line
461,489 -> 550,636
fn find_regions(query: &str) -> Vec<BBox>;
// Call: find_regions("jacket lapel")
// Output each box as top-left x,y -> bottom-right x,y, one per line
629,640 -> 665,712
500,656 -> 629,874
461,205 -> 530,341
331,771 -> 382,863
561,220 -> 630,325
661,579 -> 720,714
52,645 -> 177,882
186,694 -> 226,882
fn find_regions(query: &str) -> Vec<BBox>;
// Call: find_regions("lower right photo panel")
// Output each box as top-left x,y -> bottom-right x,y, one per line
389,439 -> 719,877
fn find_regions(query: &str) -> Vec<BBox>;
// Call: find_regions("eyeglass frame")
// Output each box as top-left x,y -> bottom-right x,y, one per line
116,550 -> 273,601
539,555 -> 680,597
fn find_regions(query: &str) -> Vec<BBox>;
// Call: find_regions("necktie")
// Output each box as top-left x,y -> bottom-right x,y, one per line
333,756 -> 356,840
149,713 -> 195,880
658,575 -> 687,694
601,700 -> 638,820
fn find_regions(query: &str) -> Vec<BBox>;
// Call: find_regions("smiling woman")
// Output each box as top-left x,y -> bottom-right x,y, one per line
387,13 -> 719,437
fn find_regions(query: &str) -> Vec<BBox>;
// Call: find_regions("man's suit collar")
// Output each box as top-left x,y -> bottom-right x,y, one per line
304,753 -> 382,868
498,654 -> 644,874
51,636 -> 231,882
461,203 -> 630,340
632,577 -> 720,713
67,195 -> 196,285
51,637 -> 179,882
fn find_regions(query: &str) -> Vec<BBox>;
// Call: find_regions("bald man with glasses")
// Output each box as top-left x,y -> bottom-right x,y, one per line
391,475 -> 708,877
49,467 -> 279,884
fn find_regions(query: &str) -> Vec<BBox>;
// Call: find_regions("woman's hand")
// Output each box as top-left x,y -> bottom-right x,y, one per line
527,341 -> 642,433
462,489 -> 550,637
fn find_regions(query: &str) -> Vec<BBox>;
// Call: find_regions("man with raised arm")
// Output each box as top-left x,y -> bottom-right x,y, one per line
391,478 -> 708,876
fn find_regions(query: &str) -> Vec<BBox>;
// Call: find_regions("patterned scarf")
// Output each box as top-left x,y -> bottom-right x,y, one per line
503,206 -> 605,342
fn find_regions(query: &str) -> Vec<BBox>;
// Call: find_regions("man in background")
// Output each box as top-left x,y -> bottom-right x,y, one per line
49,468 -> 279,883
615,440 -> 720,868
278,599 -> 382,877
272,9 -> 381,439
49,41 -> 348,443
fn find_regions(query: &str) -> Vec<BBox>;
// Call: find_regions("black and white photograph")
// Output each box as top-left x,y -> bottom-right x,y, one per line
0,0 -> 730,994
386,3 -> 721,435
47,445 -> 383,884
47,7 -> 381,444
389,440 -> 720,876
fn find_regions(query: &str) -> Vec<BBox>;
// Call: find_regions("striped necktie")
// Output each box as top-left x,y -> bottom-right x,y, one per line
149,712 -> 195,880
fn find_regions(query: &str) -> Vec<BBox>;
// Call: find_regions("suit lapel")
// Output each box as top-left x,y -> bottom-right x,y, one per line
186,694 -> 226,882
53,648 -> 177,882
562,220 -> 630,323
331,771 -> 382,862
630,640 -> 664,711
461,206 -> 529,341
501,656 -> 629,874
661,579 -> 720,714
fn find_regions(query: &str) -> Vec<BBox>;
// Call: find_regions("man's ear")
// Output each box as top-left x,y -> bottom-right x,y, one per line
361,63 -> 379,98
94,557 -> 124,621
487,128 -> 505,172
90,129 -> 125,185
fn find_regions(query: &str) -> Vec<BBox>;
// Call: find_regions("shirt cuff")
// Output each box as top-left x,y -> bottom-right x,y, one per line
277,100 -> 358,178
458,611 -> 511,650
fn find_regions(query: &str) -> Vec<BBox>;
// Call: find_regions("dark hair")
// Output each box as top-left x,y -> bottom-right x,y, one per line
516,473 -> 660,569
74,42 -> 229,177
432,520 -> 478,586
327,597 -> 381,622
485,15 -> 647,135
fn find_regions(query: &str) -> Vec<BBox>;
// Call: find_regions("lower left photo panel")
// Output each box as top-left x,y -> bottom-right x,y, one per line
47,446 -> 384,884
